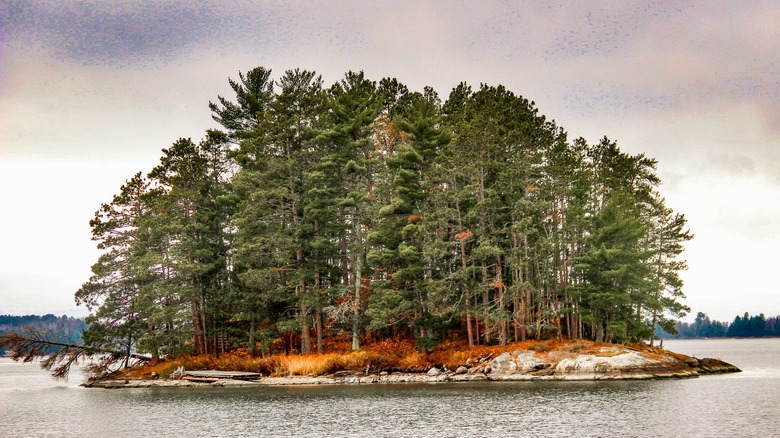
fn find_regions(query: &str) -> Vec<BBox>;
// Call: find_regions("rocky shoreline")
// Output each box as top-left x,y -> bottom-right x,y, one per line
84,345 -> 740,389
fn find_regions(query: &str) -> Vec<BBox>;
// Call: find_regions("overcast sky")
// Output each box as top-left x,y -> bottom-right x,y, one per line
1,0 -> 778,322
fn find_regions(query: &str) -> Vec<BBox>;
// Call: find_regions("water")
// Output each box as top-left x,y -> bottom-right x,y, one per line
1,338 -> 779,437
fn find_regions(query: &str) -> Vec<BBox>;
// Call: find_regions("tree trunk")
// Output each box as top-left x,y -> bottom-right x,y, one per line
192,297 -> 207,355
315,271 -> 323,354
595,320 -> 604,343
513,297 -> 520,342
248,319 -> 256,354
301,301 -> 311,354
520,299 -> 527,341
456,200 -> 473,350
352,224 -> 363,351
482,262 -> 490,344
523,234 -> 531,341
124,333 -> 132,368
650,310 -> 657,347
466,308 -> 474,349
496,256 -> 506,346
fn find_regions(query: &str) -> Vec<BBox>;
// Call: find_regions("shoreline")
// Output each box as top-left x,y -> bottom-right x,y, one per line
84,344 -> 741,389
84,369 -> 719,389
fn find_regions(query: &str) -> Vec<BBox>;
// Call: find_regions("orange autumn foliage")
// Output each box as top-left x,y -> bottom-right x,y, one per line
121,338 -> 630,380
454,229 -> 472,241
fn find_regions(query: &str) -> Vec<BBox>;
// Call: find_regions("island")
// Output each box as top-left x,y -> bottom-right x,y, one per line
84,339 -> 739,388
3,66 -> 728,388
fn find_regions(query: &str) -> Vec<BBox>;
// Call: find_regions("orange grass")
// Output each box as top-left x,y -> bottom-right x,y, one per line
122,338 -> 626,379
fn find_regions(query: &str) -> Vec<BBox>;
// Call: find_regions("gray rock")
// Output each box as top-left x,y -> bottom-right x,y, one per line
427,367 -> 441,376
489,351 -> 545,375
454,366 -> 468,375
493,352 -> 512,365
685,357 -> 700,367
490,352 -> 516,374
555,350 -> 653,376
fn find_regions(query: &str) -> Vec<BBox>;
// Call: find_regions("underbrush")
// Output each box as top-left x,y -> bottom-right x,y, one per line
123,338 -> 619,379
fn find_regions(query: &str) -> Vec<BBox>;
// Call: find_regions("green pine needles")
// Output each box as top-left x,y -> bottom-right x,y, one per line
76,66 -> 692,358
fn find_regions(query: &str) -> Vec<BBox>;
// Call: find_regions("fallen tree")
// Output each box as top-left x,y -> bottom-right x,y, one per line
0,326 -> 150,379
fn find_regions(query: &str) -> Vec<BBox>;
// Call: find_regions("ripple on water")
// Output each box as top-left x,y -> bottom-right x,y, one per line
1,339 -> 779,437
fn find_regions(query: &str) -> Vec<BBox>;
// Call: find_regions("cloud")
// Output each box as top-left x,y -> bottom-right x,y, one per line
421,0 -> 778,135
1,1 -> 346,67
1,0 -> 778,318
3,0 -> 214,63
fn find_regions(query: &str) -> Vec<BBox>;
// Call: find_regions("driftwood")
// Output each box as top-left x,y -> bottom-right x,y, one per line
184,370 -> 262,381
0,326 -> 150,379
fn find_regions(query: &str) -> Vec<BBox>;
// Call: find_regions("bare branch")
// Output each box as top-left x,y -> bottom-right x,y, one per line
0,326 -> 150,380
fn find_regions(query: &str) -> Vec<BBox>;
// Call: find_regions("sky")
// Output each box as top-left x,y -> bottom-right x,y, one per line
1,0 -> 778,322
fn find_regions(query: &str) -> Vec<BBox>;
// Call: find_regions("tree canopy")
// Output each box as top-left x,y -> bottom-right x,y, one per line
75,66 -> 694,360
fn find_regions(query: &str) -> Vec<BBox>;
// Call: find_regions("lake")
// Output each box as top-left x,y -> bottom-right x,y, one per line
1,338 -> 778,437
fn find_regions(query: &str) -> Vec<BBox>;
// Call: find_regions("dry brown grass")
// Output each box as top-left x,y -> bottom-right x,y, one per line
662,349 -> 691,361
121,338 -> 629,379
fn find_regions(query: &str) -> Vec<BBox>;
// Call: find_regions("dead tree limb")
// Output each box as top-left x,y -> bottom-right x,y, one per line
0,326 -> 150,380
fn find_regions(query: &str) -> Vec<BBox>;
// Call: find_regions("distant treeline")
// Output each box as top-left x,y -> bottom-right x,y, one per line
0,314 -> 87,354
659,312 -> 780,339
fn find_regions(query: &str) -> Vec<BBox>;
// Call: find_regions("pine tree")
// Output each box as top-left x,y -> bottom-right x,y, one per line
316,71 -> 382,350
209,67 -> 274,143
76,173 -> 154,365
644,196 -> 692,344
367,88 -> 449,348
147,133 -> 233,355
574,191 -> 654,342
75,66 -> 697,355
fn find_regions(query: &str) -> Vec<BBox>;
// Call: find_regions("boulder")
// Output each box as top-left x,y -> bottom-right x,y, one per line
685,357 -> 700,367
454,366 -> 468,375
555,350 -> 653,377
489,351 -> 540,374
427,367 -> 441,376
696,358 -> 741,374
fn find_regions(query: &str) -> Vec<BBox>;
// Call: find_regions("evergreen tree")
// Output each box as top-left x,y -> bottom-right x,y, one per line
644,196 -> 692,343
76,173 -> 155,364
76,65 -> 698,355
574,191 -> 654,342
317,71 -> 381,350
209,67 -> 274,143
147,133 -> 233,355
367,88 -> 449,348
